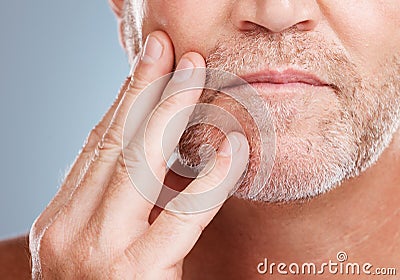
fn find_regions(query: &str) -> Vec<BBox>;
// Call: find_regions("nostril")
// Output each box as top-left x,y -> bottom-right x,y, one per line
237,20 -> 259,31
296,19 -> 318,31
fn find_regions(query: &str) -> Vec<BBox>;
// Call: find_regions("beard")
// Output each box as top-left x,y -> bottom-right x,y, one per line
176,28 -> 400,203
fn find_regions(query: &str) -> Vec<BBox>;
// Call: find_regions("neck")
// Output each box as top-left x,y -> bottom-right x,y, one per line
184,131 -> 400,279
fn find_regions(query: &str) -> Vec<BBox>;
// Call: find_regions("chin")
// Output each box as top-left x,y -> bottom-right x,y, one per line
233,135 -> 354,203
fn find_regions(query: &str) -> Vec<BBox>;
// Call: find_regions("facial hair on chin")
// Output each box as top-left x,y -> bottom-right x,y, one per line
177,28 -> 400,203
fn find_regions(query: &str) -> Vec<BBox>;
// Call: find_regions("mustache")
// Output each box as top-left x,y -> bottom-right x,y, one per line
203,26 -> 359,94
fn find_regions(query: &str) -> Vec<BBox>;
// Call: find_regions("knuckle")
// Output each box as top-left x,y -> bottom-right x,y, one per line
115,153 -> 132,179
131,70 -> 152,91
102,127 -> 123,148
30,217 -> 45,242
39,222 -> 68,259
123,139 -> 152,172
85,125 -> 106,151
115,153 -> 129,173
118,76 -> 132,96
156,95 -> 181,115
124,238 -> 159,271
123,244 -> 141,268
30,211 -> 66,252
163,207 -> 205,234
93,134 -> 123,163
108,159 -> 133,196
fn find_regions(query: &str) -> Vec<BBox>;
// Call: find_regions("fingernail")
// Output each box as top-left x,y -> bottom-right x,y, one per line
141,35 -> 163,64
173,57 -> 194,82
218,133 -> 242,157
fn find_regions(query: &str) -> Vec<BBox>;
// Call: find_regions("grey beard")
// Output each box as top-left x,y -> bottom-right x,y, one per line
177,29 -> 400,202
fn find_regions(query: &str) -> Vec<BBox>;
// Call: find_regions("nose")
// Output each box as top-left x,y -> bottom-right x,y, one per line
231,0 -> 321,33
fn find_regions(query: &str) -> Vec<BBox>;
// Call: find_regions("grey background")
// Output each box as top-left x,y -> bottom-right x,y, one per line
0,1 -> 128,238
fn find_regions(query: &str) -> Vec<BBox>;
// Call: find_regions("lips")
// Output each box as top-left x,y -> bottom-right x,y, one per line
240,69 -> 330,87
218,68 -> 331,90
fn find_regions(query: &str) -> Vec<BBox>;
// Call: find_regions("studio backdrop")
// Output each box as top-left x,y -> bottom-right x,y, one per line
0,1 -> 128,238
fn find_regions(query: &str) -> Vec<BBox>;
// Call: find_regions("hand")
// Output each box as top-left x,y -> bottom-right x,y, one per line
29,31 -> 249,279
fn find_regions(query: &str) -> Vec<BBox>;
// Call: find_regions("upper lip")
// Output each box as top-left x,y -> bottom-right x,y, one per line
241,69 -> 329,86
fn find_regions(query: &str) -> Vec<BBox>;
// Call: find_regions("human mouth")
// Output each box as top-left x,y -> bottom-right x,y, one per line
220,69 -> 334,101
241,69 -> 329,86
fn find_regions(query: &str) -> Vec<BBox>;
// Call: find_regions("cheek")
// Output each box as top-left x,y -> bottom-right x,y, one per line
142,0 -> 231,61
321,1 -> 400,73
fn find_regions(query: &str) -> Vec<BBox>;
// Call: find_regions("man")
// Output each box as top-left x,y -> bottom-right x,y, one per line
0,0 -> 399,279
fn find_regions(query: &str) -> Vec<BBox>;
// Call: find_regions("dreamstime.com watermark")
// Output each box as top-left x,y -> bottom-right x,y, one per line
257,252 -> 397,276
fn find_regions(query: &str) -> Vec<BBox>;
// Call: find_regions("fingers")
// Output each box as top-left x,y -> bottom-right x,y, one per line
144,52 -> 206,175
52,31 -> 176,226
90,53 -> 207,236
104,30 -> 175,154
129,132 -> 249,268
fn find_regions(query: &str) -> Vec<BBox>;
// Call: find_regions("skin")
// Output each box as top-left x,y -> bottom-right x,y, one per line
1,0 -> 400,279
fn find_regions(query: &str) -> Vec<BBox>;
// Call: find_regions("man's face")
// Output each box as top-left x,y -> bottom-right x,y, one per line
122,1 -> 400,202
